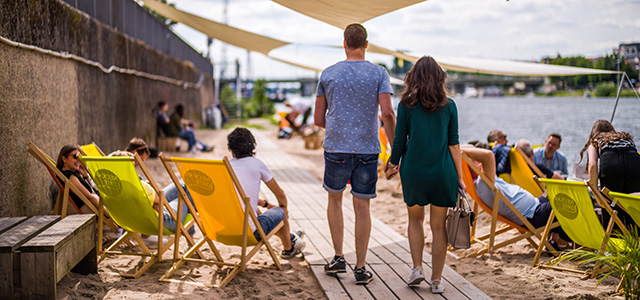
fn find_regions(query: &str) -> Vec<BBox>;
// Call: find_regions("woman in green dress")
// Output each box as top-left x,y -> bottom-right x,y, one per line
386,56 -> 463,294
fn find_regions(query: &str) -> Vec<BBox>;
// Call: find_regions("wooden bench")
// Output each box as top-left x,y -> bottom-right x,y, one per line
19,214 -> 97,300
0,216 -> 60,298
157,136 -> 180,152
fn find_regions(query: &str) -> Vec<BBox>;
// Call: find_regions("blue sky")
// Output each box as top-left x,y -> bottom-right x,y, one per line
168,0 -> 640,79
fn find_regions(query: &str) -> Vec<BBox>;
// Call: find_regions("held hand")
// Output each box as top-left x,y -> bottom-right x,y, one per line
458,177 -> 466,191
385,162 -> 399,180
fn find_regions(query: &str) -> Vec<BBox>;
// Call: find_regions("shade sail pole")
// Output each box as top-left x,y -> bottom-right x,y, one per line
610,72 -> 626,123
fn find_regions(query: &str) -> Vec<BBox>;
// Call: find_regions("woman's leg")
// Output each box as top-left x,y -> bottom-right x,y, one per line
429,205 -> 449,280
407,204 -> 426,269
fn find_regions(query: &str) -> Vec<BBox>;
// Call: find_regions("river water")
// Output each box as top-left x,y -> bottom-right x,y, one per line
456,96 -> 640,175
280,96 -> 640,176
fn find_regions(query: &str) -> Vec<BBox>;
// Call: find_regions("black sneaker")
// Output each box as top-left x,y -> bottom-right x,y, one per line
324,256 -> 347,274
354,266 -> 374,285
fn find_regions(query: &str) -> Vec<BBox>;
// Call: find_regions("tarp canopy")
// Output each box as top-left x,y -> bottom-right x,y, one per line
142,0 -> 620,77
272,0 -> 426,29
141,0 -> 288,55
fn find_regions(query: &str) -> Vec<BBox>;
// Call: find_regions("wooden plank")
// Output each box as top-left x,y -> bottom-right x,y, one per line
361,263 -> 403,300
0,216 -> 60,252
0,217 -> 27,235
311,265 -> 351,300
0,216 -> 60,298
20,215 -> 97,300
368,263 -> 427,300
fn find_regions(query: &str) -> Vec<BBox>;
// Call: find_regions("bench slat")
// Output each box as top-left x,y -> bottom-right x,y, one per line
0,217 -> 27,235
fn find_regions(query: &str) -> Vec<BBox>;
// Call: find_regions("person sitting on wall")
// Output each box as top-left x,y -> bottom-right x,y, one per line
167,104 -> 213,153
155,101 -> 170,137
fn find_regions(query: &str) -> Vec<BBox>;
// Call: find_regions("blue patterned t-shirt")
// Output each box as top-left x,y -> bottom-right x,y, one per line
316,60 -> 393,154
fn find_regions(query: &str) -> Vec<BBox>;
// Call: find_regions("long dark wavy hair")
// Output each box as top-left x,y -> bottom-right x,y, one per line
56,145 -> 79,171
400,56 -> 448,112
577,119 -> 634,166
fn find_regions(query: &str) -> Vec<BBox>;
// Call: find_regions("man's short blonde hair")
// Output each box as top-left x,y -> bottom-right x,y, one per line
515,139 -> 533,157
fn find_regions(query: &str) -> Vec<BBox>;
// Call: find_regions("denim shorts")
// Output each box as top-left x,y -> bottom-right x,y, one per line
323,152 -> 379,199
254,207 -> 284,241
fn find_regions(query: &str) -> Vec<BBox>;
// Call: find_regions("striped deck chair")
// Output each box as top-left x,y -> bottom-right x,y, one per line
533,179 -> 629,273
605,190 -> 640,227
27,142 -> 120,236
81,154 -> 197,278
78,142 -> 106,157
159,155 -> 283,288
460,153 -> 557,258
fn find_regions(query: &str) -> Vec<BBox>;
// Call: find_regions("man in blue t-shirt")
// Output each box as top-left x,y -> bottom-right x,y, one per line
314,23 -> 396,285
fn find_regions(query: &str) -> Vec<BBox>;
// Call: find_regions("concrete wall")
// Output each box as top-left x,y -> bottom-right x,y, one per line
0,0 -> 214,217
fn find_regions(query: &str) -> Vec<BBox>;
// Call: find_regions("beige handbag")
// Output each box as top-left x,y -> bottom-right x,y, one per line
446,188 -> 475,249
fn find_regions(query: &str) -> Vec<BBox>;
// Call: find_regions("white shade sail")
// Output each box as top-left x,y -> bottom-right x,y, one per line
272,0 -> 426,29
142,0 -> 620,77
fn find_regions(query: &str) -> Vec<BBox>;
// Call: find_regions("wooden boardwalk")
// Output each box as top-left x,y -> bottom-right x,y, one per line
252,130 -> 491,300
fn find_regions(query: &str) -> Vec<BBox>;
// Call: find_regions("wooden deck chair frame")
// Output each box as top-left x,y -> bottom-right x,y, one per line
532,179 -> 630,276
27,142 -> 122,240
159,154 -> 283,288
514,146 -> 546,179
460,152 -> 558,258
604,188 -> 640,227
78,142 -> 106,157
82,154 -> 199,278
510,147 -> 545,197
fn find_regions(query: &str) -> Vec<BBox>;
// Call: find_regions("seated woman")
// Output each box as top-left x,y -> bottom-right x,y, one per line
167,104 -> 213,153
56,145 -> 109,217
578,119 -> 640,227
461,145 -> 571,249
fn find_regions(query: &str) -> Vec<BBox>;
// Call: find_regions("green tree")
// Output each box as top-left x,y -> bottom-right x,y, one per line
548,55 -> 593,88
220,84 -> 239,119
243,79 -> 273,118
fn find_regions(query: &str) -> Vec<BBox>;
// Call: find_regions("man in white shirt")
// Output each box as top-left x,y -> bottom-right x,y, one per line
227,127 -> 305,258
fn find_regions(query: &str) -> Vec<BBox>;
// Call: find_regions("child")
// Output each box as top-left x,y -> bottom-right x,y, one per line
227,127 -> 305,257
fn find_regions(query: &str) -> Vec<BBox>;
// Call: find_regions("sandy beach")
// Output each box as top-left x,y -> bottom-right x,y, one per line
56,122 -> 624,300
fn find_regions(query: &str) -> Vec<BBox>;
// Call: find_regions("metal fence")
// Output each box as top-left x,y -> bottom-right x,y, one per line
62,0 -> 213,74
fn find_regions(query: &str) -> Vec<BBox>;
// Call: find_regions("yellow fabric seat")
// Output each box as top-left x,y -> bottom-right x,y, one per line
607,191 -> 640,226
81,155 -> 197,278
159,155 -> 283,288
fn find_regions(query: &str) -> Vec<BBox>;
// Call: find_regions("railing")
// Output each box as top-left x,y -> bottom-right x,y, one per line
62,0 -> 213,74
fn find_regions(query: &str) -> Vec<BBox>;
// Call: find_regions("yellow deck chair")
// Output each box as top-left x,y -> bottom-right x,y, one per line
460,153 -> 557,258
81,154 -> 198,278
78,142 -> 106,157
509,147 -> 544,197
533,179 -> 629,272
159,155 -> 283,288
514,146 -> 546,179
606,190 -> 640,226
27,142 -> 121,236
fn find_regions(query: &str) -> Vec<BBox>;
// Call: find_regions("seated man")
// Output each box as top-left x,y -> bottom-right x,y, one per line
227,127 -> 305,258
487,129 -> 511,175
533,133 -> 568,177
461,145 -> 570,249
515,139 -> 564,180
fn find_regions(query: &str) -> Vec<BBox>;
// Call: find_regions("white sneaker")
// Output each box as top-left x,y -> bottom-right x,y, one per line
116,227 -> 124,239
291,229 -> 305,251
141,235 -> 169,246
406,267 -> 426,285
429,279 -> 445,294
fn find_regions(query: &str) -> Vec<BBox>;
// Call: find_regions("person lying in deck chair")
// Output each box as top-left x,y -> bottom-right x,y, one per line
109,138 -> 197,245
227,127 -> 305,258
515,139 -> 564,180
461,145 -> 572,250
